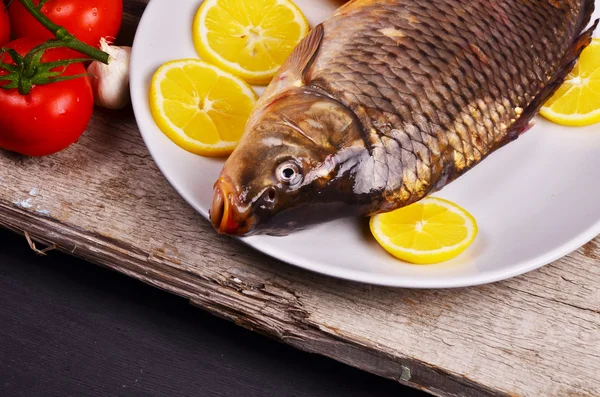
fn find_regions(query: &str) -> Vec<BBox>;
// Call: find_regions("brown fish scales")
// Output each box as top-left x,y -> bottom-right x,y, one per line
210,0 -> 598,236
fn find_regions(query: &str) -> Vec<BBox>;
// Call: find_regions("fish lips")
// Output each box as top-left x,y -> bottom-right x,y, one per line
210,178 -> 256,236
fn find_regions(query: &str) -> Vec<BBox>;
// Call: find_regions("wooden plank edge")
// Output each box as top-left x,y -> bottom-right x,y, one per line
0,201 -> 513,397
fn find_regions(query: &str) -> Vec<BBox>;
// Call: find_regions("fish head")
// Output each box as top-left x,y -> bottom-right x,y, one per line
210,88 -> 366,236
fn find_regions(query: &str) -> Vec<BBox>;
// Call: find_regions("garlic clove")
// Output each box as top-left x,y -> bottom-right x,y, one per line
88,38 -> 132,110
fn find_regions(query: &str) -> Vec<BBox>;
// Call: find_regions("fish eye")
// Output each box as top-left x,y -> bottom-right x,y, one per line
276,161 -> 302,185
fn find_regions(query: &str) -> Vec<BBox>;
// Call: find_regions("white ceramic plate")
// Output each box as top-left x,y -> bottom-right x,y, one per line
131,0 -> 600,288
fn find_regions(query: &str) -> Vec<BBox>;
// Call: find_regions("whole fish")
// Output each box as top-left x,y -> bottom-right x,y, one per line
210,0 -> 598,236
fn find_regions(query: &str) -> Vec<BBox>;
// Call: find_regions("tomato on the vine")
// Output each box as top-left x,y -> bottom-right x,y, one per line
9,0 -> 123,47
0,38 -> 94,157
0,4 -> 10,46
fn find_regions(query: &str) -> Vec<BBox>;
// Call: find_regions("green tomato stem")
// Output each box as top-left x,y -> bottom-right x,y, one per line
0,0 -> 112,94
16,0 -> 110,64
17,0 -> 63,35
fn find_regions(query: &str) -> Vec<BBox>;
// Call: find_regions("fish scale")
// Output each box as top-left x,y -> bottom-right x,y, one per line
211,0 -> 598,236
312,0 -> 582,199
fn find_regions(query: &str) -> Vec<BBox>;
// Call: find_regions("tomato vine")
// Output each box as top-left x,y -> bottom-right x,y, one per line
0,0 -> 110,95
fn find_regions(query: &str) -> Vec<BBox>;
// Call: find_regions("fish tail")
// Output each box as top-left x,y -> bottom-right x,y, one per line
509,1 -> 598,137
580,0 -> 597,30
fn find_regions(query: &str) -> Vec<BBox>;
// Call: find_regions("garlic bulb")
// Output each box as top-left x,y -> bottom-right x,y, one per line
88,38 -> 132,110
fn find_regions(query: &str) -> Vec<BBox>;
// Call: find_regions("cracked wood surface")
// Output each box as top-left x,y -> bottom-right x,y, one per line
1,1 -> 599,396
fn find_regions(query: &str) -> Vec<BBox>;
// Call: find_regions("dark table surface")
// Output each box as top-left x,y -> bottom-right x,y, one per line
0,228 -> 429,397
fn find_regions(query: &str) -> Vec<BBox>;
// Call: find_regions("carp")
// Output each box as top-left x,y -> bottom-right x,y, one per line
210,0 -> 598,236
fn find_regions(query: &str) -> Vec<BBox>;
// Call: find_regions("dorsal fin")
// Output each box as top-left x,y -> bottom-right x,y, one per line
254,24 -> 325,110
285,23 -> 324,83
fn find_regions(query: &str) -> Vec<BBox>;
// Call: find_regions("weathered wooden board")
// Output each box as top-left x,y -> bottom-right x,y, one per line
1,2 -> 599,397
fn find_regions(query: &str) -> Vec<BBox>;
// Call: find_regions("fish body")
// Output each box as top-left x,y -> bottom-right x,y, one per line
210,0 -> 598,236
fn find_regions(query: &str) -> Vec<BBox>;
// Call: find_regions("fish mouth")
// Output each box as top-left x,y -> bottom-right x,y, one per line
210,177 -> 255,236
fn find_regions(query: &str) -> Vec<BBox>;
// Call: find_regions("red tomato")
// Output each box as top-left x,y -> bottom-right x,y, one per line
9,0 -> 123,47
0,4 -> 10,46
0,38 -> 94,157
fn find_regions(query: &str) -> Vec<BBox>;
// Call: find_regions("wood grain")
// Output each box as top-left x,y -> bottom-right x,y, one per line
0,229 -> 426,397
0,2 -> 598,397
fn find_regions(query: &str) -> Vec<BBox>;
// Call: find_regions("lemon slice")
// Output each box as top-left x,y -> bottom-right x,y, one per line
149,59 -> 257,157
540,38 -> 600,126
370,198 -> 478,265
193,0 -> 310,85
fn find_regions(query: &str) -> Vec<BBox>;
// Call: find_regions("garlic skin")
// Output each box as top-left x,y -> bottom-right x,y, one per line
88,38 -> 132,110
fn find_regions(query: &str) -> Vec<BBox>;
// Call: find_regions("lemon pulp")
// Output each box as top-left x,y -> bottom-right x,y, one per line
370,198 -> 478,265
149,59 -> 257,157
193,0 -> 310,84
541,38 -> 600,126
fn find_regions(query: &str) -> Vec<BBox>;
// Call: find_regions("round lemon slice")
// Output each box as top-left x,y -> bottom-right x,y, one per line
193,0 -> 310,85
149,59 -> 257,157
370,198 -> 478,265
540,38 -> 600,126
